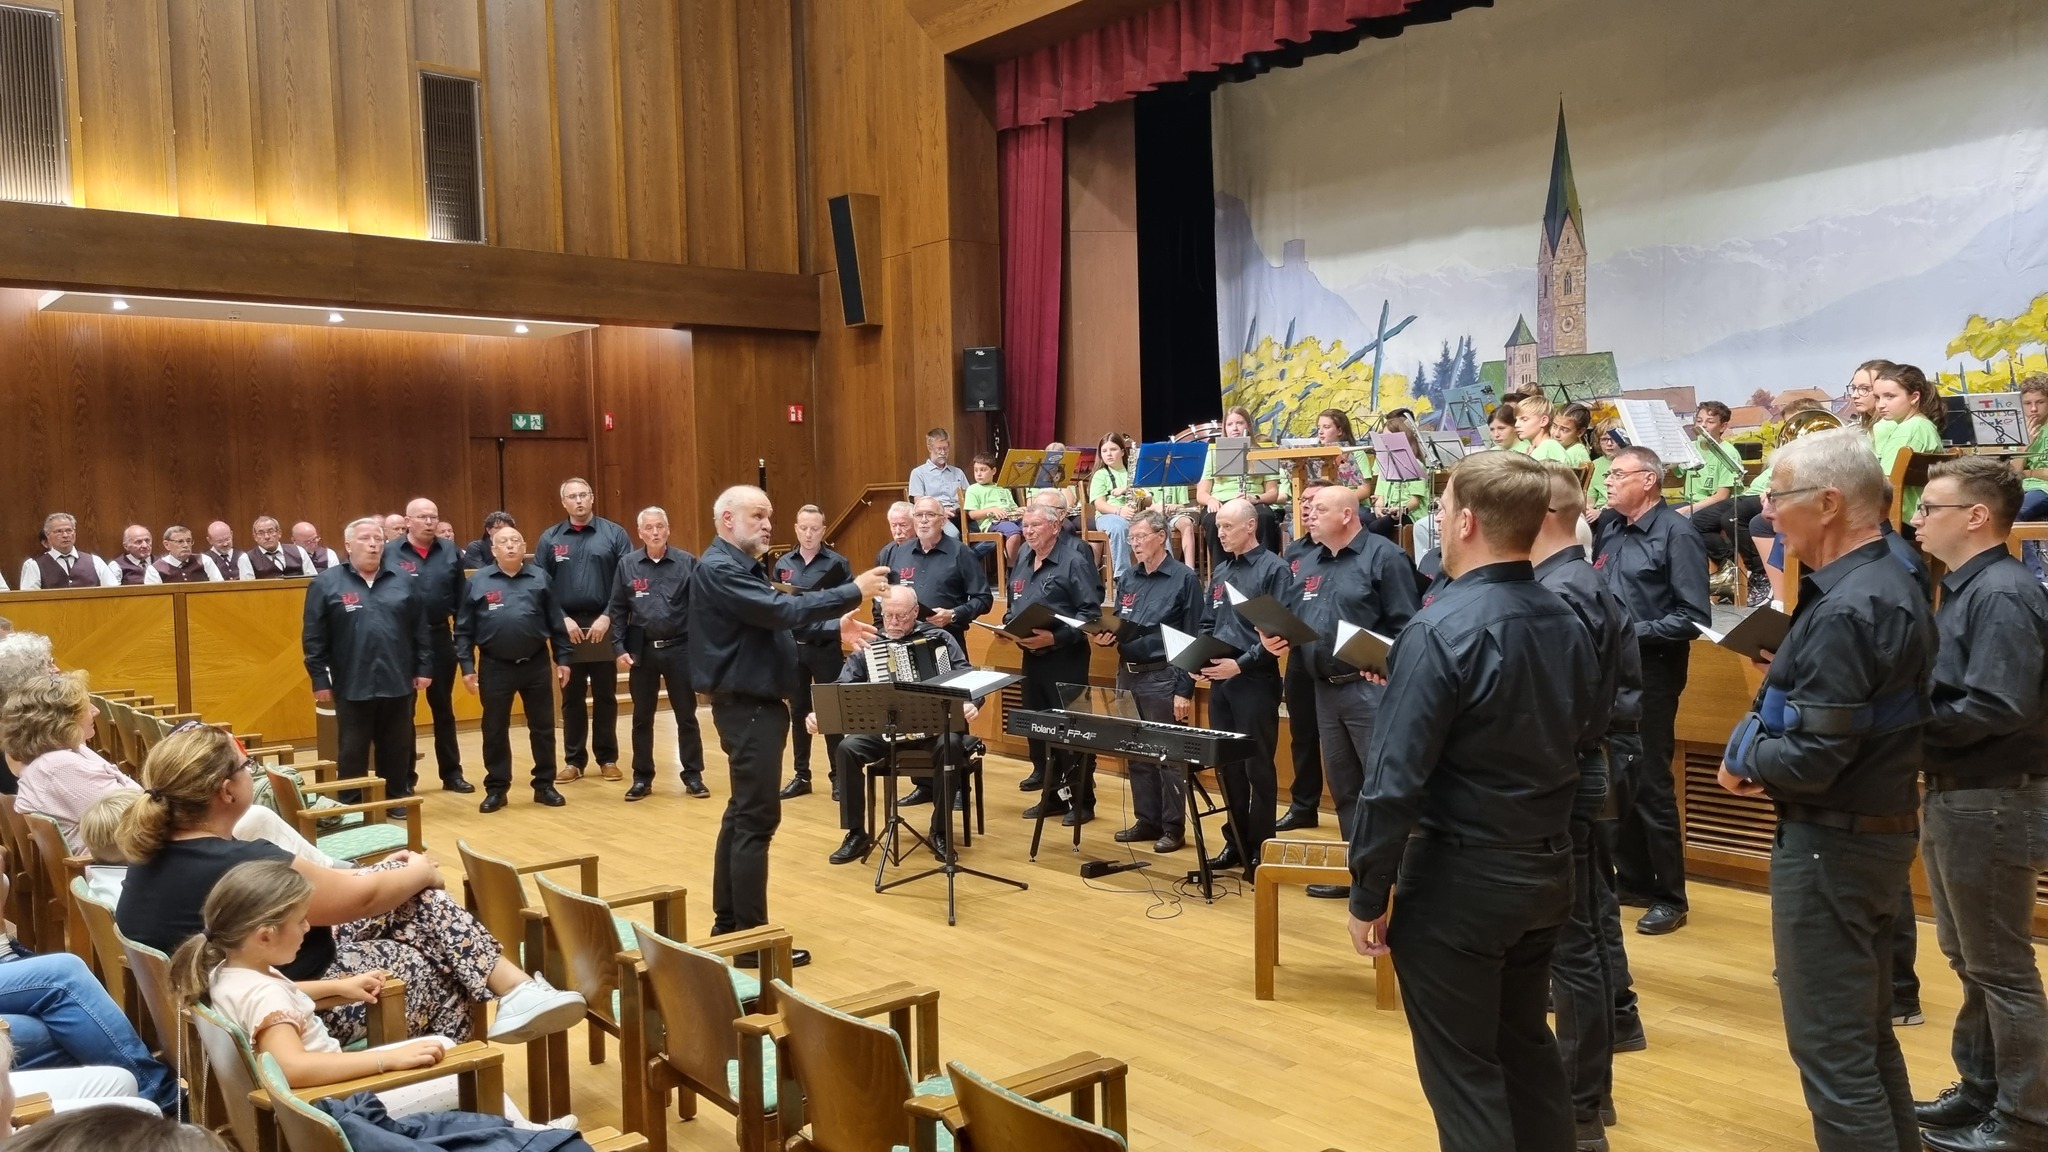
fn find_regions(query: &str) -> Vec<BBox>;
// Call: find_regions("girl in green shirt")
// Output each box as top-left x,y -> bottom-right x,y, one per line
1869,365 -> 1945,523
2016,376 -> 2048,576
1090,432 -> 1137,581
1552,403 -> 1594,468
1366,417 -> 1427,541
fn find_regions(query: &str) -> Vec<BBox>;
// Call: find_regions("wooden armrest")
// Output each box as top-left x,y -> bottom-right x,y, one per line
311,976 -> 407,1012
292,759 -> 340,781
512,853 -> 601,895
134,704 -> 184,716
601,884 -> 687,910
993,1053 -> 1124,1102
295,776 -> 389,799
11,1091 -> 54,1126
691,925 -> 792,959
822,982 -> 936,1020
251,1040 -> 503,1105
243,744 -> 295,763
306,798 -> 410,820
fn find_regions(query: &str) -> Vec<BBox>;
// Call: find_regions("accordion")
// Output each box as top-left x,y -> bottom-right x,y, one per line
864,633 -> 954,684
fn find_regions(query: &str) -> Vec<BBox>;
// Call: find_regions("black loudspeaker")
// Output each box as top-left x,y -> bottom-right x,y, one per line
963,347 -> 1003,412
827,193 -> 880,328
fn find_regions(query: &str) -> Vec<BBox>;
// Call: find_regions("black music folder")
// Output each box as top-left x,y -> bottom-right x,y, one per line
1332,620 -> 1395,677
1225,586 -> 1319,647
1161,624 -> 1241,675
971,600 -> 1084,640
1697,607 -> 1791,662
1080,611 -> 1144,643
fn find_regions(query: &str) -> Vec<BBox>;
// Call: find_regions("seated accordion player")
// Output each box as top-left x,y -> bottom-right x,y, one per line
864,632 -> 954,684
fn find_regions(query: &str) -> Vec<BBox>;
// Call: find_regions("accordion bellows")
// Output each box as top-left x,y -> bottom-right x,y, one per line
865,633 -> 954,684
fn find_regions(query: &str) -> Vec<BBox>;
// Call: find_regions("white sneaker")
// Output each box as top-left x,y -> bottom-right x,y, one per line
545,1114 -> 580,1131
488,975 -> 586,1044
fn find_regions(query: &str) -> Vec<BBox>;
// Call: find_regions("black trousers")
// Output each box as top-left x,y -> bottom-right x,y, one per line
788,642 -> 845,777
423,628 -> 463,782
1283,657 -> 1323,811
833,734 -> 960,838
561,614 -> 619,767
1694,495 -> 1763,571
1207,671 -> 1281,867
709,696 -> 789,935
1598,735 -> 1643,1033
1118,664 -> 1184,834
1553,814 -> 1616,1124
1021,644 -> 1093,808
479,654 -> 558,794
629,644 -> 704,785
1617,641 -> 1689,910
1391,835 -> 1576,1152
334,694 -> 418,799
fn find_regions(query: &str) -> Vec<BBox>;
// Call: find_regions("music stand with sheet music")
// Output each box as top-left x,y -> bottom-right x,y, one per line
811,679 -> 1026,925
1131,442 -> 1209,489
1370,432 -> 1424,482
1419,431 -> 1467,470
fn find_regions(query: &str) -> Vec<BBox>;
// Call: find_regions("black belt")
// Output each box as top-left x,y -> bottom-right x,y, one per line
1925,772 -> 2038,792
1320,670 -> 1365,685
648,637 -> 685,649
1778,804 -> 1918,835
1121,660 -> 1170,674
1416,829 -> 1572,853
482,651 -> 543,665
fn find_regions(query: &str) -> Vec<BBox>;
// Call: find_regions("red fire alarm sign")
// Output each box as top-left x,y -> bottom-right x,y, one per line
787,404 -> 805,423
603,412 -> 614,430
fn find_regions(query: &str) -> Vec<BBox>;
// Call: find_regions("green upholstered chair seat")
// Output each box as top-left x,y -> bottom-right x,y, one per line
889,1075 -> 956,1152
611,915 -> 762,1003
315,821 -> 409,863
724,1035 -> 780,1111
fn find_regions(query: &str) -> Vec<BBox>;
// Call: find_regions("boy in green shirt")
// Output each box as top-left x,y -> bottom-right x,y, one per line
963,452 -> 1022,564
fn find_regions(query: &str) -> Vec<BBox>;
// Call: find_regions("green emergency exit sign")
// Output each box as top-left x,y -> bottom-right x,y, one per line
511,413 -> 546,432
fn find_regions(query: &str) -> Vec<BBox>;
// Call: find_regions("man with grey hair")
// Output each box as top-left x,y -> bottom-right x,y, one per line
303,516 -> 433,805
111,525 -> 159,586
609,506 -> 708,802
19,514 -> 109,590
204,521 -> 242,581
876,501 -> 915,566
1718,427 -> 1935,1152
239,515 -> 317,579
690,485 -> 888,963
537,477 -> 633,783
384,497 -> 471,794
154,525 -> 221,583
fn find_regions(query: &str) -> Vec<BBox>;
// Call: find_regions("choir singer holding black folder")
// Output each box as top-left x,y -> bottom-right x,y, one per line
1197,498 -> 1294,875
987,502 -> 1104,827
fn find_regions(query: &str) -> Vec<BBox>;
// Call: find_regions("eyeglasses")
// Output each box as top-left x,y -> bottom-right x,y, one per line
1912,502 -> 1976,516
1763,486 -> 1822,505
1606,468 -> 1658,482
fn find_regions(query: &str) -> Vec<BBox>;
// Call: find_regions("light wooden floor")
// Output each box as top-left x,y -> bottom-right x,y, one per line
415,707 -> 2026,1152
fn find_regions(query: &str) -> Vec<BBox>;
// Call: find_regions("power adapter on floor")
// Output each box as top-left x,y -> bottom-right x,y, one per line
1078,859 -> 1150,880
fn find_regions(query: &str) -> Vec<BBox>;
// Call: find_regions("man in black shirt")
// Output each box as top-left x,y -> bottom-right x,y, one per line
302,517 -> 432,805
1092,510 -> 1205,853
1198,499 -> 1292,874
878,496 -> 993,647
1348,451 -> 1601,1152
776,505 -> 852,800
1906,457 -> 2048,1152
1592,445 -> 1711,935
385,496 -> 472,795
461,511 -> 515,571
535,478 -> 633,784
1275,522 -> 1326,832
1006,502 -> 1105,827
690,486 -> 887,961
1718,428 -> 1934,1152
608,507 -> 708,803
456,524 -> 573,810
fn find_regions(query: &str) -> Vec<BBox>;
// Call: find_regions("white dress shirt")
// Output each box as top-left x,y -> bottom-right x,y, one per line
18,550 -> 113,590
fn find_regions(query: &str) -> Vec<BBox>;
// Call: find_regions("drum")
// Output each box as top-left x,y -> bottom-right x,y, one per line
1172,421 -> 1224,443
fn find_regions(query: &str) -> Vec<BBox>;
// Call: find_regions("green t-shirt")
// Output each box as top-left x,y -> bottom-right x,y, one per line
1088,465 -> 1131,505
1587,456 -> 1612,506
1528,439 -> 1571,465
1872,414 -> 1943,520
1743,464 -> 1773,499
2024,423 -> 2048,495
1682,435 -> 1742,504
1378,478 -> 1427,523
1511,441 -> 1534,456
962,482 -> 1017,529
1560,442 -> 1591,468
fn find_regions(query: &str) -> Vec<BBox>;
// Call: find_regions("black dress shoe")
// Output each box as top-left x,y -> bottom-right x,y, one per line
1018,773 -> 1043,792
1274,806 -> 1320,832
900,784 -> 934,806
479,792 -> 508,814
683,775 -> 711,798
1611,1016 -> 1647,1053
1599,1094 -> 1616,1127
779,776 -> 812,799
533,786 -> 567,807
1305,883 -> 1349,899
1021,799 -> 1069,819
1062,806 -> 1094,828
1208,842 -> 1243,871
1918,1083 -> 1994,1130
735,947 -> 811,969
929,833 -> 953,862
442,777 -> 476,794
828,832 -> 872,865
1923,1115 -> 2048,1152
1636,903 -> 1687,935
1574,1117 -> 1609,1151
1112,822 -> 1163,844
1153,832 -> 1185,853
624,781 -> 652,801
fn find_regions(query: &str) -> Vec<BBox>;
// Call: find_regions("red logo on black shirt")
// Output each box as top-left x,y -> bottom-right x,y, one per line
898,566 -> 916,580
777,566 -> 794,582
400,559 -> 417,574
632,578 -> 649,592
340,592 -> 360,606
1290,559 -> 1302,575
1011,578 -> 1025,595
1423,593 -> 1436,608
1120,592 -> 1136,609
485,590 -> 503,604
1593,554 -> 1609,570
1303,575 -> 1323,594
1211,581 -> 1225,606
553,545 -> 570,559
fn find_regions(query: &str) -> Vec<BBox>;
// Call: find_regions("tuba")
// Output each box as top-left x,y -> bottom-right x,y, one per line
1773,407 -> 1843,447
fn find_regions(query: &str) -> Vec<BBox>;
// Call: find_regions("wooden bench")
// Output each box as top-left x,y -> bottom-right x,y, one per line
1254,838 -> 1397,1009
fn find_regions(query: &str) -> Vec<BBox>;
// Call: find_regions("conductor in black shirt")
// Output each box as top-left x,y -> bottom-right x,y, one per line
535,479 -> 633,783
456,524 -> 573,810
1348,451 -> 1601,1152
1718,428 -> 1935,1152
690,485 -> 887,961
609,507 -> 708,802
303,518 -> 433,805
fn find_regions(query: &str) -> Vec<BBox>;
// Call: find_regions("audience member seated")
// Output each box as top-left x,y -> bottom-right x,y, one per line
0,955 -> 177,1115
962,453 -> 1022,564
113,726 -> 584,1048
110,527 -> 158,587
459,512 -> 515,572
237,516 -> 317,580
907,427 -> 968,537
18,515 -> 110,591
153,526 -> 220,584
290,523 -> 339,571
0,632 -> 59,794
202,524 -> 240,582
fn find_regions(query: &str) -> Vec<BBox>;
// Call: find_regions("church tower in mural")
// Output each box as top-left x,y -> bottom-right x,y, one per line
1536,105 -> 1586,357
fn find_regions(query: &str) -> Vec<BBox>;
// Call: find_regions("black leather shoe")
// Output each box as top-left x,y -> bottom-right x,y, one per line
1274,806 -> 1320,832
479,792 -> 508,814
1113,823 -> 1163,844
734,947 -> 811,969
1922,1115 -> 2048,1152
1018,773 -> 1043,792
828,832 -> 872,865
1021,799 -> 1069,820
1062,806 -> 1094,828
1153,832 -> 1185,853
683,775 -> 710,798
1636,903 -> 1687,935
1305,883 -> 1348,899
624,781 -> 652,802
1612,1016 -> 1647,1053
779,776 -> 812,799
1918,1083 -> 1993,1130
1208,842 -> 1243,871
929,833 -> 952,862
1574,1118 -> 1609,1151
533,786 -> 567,807
900,785 -> 934,806
1599,1094 -> 1617,1127
442,776 -> 476,794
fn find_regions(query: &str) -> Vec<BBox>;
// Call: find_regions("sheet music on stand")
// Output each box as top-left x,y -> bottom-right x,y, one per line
1211,437 -> 1283,478
1419,431 -> 1467,470
1964,391 -> 2026,447
1131,442 -> 1209,488
1616,399 -> 1701,469
1370,432 -> 1424,481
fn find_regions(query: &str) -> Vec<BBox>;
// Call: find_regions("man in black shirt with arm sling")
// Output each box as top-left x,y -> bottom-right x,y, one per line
456,523 -> 573,811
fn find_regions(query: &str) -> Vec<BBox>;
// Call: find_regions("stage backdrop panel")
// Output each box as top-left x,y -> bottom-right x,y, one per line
1210,0 -> 2048,437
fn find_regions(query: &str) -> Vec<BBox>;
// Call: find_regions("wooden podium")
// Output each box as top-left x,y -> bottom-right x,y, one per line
1249,445 -> 1349,538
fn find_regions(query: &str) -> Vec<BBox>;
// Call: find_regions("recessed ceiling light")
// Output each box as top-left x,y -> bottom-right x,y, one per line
513,323 -> 530,335
328,312 -> 345,324
111,299 -> 128,311
35,292 -> 596,338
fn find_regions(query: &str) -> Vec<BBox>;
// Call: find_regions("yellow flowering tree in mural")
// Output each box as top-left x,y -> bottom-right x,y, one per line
1221,335 -> 1433,439
1943,292 -> 2048,392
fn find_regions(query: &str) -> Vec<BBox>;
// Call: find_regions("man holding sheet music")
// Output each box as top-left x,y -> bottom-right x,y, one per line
1259,483 -> 1421,899
1090,510 -> 1205,854
876,496 -> 991,646
1199,499 -> 1294,873
999,503 -> 1105,826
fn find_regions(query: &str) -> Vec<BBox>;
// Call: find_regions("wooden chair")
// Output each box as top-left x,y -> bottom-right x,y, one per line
626,922 -> 797,1152
1888,448 -> 1958,531
531,871 -> 686,1101
265,765 -> 420,862
745,978 -> 944,1152
22,812 -> 89,964
0,809 -> 36,952
121,931 -> 217,1129
912,1056 -> 1131,1152
69,877 -> 143,1039
1254,838 -> 1397,1009
959,499 -> 1009,593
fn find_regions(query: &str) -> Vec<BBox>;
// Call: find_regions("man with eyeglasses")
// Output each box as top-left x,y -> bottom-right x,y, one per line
876,497 -> 991,777
1591,446 -> 1710,937
1905,457 -> 2048,1152
536,477 -> 633,784
303,517 -> 433,806
1717,427 -> 1935,1152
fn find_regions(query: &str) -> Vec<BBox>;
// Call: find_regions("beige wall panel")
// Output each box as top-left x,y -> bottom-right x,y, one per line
184,583 -> 321,744
735,0 -> 798,273
4,593 -> 180,707
252,0 -> 344,229
551,0 -> 627,258
165,0 -> 261,222
334,0 -> 424,238
679,0 -> 744,267
412,0 -> 481,70
615,0 -> 685,263
481,0 -> 563,251
70,0 -> 177,214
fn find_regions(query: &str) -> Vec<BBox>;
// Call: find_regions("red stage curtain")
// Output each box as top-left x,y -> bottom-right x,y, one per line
999,118 -> 1065,448
996,0 -> 1423,130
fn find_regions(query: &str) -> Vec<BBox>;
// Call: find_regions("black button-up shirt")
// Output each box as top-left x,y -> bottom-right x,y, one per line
1923,545 -> 2048,778
460,538 -> 491,571
1747,538 -> 1936,815
302,565 -> 432,699
1347,561 -> 1601,920
535,516 -> 633,617
1005,542 -> 1102,652
690,537 -> 863,700
1591,501 -> 1711,645
383,536 -> 462,631
606,547 -> 696,657
1208,546 -> 1294,678
1112,555 -> 1207,696
776,547 -> 853,646
454,564 -> 572,672
878,534 -> 992,631
1285,530 -> 1421,679
1535,548 -> 1640,748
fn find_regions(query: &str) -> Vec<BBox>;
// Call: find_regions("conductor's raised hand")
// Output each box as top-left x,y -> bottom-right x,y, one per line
1349,911 -> 1391,957
840,611 -> 878,651
852,566 -> 891,601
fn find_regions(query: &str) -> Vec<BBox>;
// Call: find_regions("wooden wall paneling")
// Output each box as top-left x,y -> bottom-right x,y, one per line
464,437 -> 597,550
164,0 -> 262,222
614,0 -> 685,264
250,0 -> 343,230
943,57 -> 999,247
550,0 -> 627,258
480,0 -> 563,252
1059,100 -> 1139,444
735,0 -> 798,273
1,593 -> 181,708
464,329 -> 593,443
183,583 -> 321,743
412,0 -> 481,71
590,326 -> 698,542
810,270 -> 892,514
333,0 -> 424,238
69,0 -> 178,214
949,236 -> 1001,459
679,0 -> 745,267
690,331 -> 818,524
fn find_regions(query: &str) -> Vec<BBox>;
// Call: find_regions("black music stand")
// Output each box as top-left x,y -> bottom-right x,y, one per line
812,681 -> 1026,926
